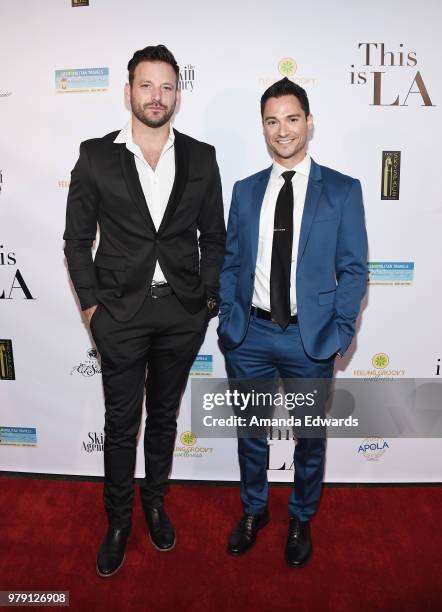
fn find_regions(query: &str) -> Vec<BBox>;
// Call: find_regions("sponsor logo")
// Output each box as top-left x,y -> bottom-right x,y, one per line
278,57 -> 297,77
0,246 -> 35,300
372,353 -> 389,369
174,432 -> 213,458
350,42 -> 434,106
190,354 -> 213,377
381,151 -> 401,200
0,340 -> 15,380
437,359 -> 440,376
71,348 -> 101,377
58,180 -> 70,189
0,169 -> 3,195
267,428 -> 295,470
72,0 -> 89,6
259,58 -> 317,88
368,262 -> 414,285
358,437 -> 389,461
55,68 -> 109,93
354,353 -> 405,378
0,426 -> 37,446
82,431 -> 104,453
179,64 -> 195,92
180,431 -> 197,446
0,92 -> 12,98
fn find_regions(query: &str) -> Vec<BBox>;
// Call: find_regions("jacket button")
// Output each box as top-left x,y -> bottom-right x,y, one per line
155,239 -> 161,244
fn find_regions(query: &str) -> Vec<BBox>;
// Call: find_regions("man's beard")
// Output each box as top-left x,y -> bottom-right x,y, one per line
131,98 -> 176,128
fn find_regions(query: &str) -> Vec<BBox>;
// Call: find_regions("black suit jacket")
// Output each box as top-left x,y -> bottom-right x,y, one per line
64,129 -> 226,321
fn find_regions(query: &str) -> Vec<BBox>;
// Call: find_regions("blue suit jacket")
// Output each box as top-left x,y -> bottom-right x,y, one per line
217,159 -> 368,359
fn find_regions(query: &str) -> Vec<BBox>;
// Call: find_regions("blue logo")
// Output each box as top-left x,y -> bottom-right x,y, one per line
190,354 -> 213,376
0,426 -> 37,446
368,262 -> 414,285
55,68 -> 109,93
358,437 -> 389,461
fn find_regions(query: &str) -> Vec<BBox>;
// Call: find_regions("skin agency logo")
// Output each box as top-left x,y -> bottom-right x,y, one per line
179,64 -> 195,92
350,42 -> 435,106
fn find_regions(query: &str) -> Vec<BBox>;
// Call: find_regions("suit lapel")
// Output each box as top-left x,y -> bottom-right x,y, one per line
250,167 -> 272,267
158,129 -> 189,234
297,158 -> 323,266
119,145 -> 156,232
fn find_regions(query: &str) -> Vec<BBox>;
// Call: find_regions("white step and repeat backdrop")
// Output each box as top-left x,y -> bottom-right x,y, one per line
1,0 -> 441,482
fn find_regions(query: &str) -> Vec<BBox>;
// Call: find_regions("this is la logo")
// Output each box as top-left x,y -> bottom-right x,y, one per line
350,42 -> 434,106
278,57 -> 297,77
372,353 -> 389,369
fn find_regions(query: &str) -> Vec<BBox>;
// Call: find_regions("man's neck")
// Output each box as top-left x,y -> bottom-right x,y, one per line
131,114 -> 171,152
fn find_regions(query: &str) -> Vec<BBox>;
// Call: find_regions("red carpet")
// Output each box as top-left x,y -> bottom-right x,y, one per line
0,478 -> 441,611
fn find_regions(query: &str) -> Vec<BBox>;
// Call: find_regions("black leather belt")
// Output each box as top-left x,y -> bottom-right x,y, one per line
150,283 -> 173,299
252,306 -> 298,324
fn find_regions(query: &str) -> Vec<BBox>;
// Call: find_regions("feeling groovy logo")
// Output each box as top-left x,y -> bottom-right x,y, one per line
354,353 -> 405,378
174,431 -> 212,459
349,42 -> 434,107
259,58 -> 317,88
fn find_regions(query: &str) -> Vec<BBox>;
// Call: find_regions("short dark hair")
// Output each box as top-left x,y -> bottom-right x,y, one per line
260,78 -> 310,118
127,45 -> 179,86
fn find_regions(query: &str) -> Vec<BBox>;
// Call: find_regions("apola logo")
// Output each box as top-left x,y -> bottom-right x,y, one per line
278,58 -> 297,77
180,431 -> 197,446
350,42 -> 434,106
358,437 -> 389,461
372,353 -> 389,369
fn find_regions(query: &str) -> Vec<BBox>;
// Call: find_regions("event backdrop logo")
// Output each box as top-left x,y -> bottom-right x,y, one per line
278,57 -> 298,77
350,43 -> 434,106
0,426 -> 37,446
437,359 -> 440,376
55,68 -> 109,93
71,348 -> 101,377
0,92 -> 12,98
58,180 -> 70,189
72,0 -> 89,5
179,64 -> 195,92
368,262 -> 414,285
174,432 -> 212,458
0,169 -> 3,195
0,340 -> 15,380
259,58 -> 317,88
353,353 -> 405,378
358,437 -> 389,461
381,151 -> 401,199
82,432 -> 104,453
0,246 -> 35,300
190,354 -> 213,376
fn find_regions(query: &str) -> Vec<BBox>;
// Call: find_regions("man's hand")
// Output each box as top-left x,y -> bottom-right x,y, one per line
83,304 -> 98,325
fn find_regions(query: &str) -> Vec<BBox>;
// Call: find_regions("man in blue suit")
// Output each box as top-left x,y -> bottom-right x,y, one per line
217,78 -> 368,567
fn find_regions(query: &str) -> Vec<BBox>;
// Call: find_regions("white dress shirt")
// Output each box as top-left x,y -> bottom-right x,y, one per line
114,120 -> 175,283
252,154 -> 311,315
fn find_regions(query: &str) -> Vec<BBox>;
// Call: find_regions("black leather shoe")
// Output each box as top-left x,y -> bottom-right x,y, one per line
96,526 -> 130,577
227,511 -> 269,555
285,517 -> 312,567
144,506 -> 176,551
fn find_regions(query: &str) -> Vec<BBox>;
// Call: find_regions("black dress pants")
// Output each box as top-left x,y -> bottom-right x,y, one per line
91,293 -> 207,528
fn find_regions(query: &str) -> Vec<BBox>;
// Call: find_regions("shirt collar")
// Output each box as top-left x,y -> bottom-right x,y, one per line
114,118 -> 175,159
271,153 -> 311,180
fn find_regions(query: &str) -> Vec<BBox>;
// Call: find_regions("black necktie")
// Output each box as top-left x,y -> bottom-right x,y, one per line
270,171 -> 295,330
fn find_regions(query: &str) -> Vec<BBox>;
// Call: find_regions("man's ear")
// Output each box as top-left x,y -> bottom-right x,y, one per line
307,113 -> 313,131
124,82 -> 131,109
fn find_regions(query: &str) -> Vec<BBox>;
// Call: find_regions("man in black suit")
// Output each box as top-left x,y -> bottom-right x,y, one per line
64,45 -> 226,577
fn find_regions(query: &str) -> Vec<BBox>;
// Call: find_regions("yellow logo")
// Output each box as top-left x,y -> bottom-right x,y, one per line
372,353 -> 389,369
180,431 -> 197,446
278,57 -> 297,77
